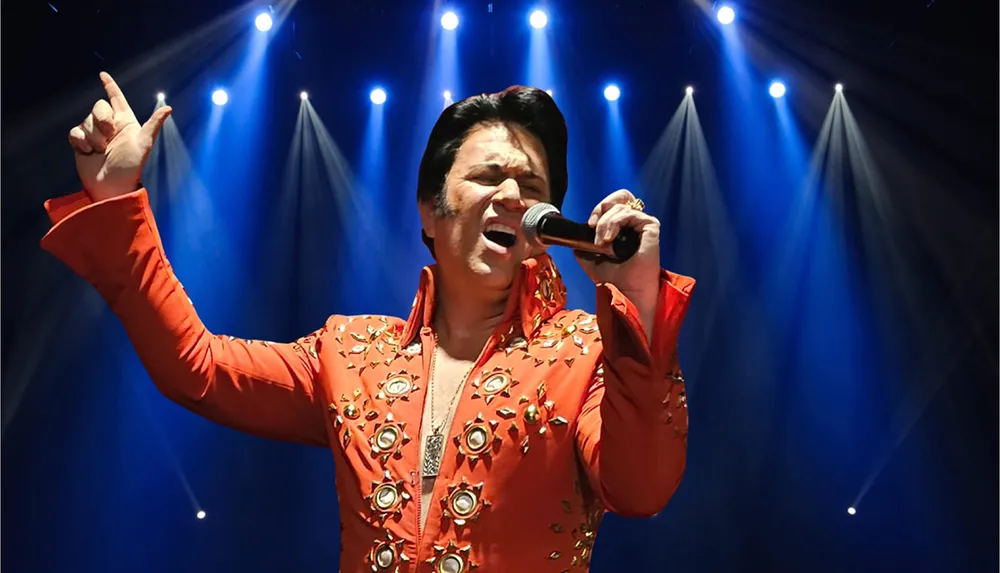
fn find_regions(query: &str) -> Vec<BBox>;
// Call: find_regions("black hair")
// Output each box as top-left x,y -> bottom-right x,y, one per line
416,86 -> 569,257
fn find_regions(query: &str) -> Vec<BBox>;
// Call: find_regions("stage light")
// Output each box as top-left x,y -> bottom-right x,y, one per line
197,510 -> 207,519
835,83 -> 843,92
370,88 -> 387,105
300,91 -> 308,101
716,5 -> 736,25
255,12 -> 273,32
443,90 -> 452,99
847,507 -> 856,515
685,86 -> 694,95
529,9 -> 548,29
768,81 -> 786,99
211,89 -> 228,106
156,92 -> 165,101
545,89 -> 553,96
441,11 -> 459,30
603,84 -> 621,101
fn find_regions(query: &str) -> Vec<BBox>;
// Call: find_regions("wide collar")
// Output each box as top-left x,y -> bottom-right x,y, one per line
399,253 -> 567,346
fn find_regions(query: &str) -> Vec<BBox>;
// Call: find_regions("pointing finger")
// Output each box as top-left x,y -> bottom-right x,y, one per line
99,71 -> 135,120
91,99 -> 115,138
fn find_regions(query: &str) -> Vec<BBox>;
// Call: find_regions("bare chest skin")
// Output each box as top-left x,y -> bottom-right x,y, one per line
419,349 -> 475,531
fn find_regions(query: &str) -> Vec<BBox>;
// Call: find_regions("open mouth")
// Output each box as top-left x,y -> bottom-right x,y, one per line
483,222 -> 518,249
484,229 -> 517,248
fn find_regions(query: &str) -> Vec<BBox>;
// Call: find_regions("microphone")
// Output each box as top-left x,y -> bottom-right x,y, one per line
521,203 -> 640,263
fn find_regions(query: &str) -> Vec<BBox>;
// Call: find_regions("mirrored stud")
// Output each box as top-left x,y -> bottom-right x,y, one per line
427,539 -> 475,573
368,531 -> 408,572
442,479 -> 489,526
369,413 -> 410,463
455,415 -> 501,466
472,369 -> 517,405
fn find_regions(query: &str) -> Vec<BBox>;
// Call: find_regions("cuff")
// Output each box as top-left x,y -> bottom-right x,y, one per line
40,188 -> 156,285
44,190 -> 94,225
596,270 -> 695,375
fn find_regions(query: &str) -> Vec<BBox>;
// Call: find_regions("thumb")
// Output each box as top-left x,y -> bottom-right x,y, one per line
139,105 -> 172,149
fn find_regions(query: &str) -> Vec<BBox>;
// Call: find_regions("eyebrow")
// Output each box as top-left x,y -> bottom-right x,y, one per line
471,162 -> 547,182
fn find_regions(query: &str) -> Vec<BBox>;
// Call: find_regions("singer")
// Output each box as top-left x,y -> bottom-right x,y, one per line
42,73 -> 695,572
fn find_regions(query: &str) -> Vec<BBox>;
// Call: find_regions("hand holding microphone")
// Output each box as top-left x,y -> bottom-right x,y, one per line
522,202 -> 641,263
522,189 -> 662,302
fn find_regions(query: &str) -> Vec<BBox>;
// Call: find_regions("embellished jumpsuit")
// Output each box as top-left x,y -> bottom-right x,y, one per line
41,188 -> 695,572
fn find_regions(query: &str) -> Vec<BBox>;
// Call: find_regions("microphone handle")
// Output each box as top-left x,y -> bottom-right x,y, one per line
538,215 -> 640,263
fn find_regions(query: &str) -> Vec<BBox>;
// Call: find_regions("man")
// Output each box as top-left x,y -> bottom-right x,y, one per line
43,72 -> 695,572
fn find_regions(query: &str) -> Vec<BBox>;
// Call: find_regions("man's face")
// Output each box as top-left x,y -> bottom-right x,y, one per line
420,122 -> 552,291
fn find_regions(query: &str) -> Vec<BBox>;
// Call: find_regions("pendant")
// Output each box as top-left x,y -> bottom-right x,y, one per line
423,432 -> 445,478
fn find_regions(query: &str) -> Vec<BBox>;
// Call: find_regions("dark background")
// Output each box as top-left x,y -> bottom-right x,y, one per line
2,1 -> 997,572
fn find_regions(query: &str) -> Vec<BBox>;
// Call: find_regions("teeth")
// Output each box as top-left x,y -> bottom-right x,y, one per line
485,222 -> 517,235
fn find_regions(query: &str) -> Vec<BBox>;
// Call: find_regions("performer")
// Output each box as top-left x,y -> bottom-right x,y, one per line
44,72 -> 695,572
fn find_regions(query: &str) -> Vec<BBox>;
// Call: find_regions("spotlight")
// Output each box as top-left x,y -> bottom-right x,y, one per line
603,84 -> 621,101
443,90 -> 452,99
716,5 -> 736,24
847,507 -> 856,515
685,86 -> 694,95
196,510 -> 207,519
254,12 -> 273,32
545,89 -> 553,96
156,92 -> 166,101
211,89 -> 228,106
768,81 -> 786,99
441,11 -> 459,30
529,9 -> 548,29
300,91 -> 308,101
370,88 -> 387,105
835,83 -> 843,92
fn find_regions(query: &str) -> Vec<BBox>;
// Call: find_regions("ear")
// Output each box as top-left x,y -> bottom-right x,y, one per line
417,200 -> 436,240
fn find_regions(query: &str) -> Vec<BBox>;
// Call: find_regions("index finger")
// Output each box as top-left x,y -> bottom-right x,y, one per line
587,188 -> 636,225
100,71 -> 135,118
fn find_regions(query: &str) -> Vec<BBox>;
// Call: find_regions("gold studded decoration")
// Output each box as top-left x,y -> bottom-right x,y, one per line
427,540 -> 477,573
376,370 -> 421,406
471,366 -> 519,405
453,414 -> 502,467
441,477 -> 490,526
367,530 -> 409,572
365,470 -> 411,524
368,412 -> 411,465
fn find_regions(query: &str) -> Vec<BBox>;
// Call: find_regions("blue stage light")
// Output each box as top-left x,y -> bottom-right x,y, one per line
441,11 -> 459,30
529,10 -> 548,29
212,89 -> 228,106
370,88 -> 387,105
255,12 -> 273,32
716,5 -> 735,24
769,81 -> 786,99
603,84 -> 621,101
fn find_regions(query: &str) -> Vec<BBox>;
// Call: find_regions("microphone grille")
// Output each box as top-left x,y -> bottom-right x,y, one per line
521,203 -> 561,246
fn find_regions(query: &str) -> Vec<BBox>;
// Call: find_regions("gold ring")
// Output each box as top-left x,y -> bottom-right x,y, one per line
627,197 -> 645,212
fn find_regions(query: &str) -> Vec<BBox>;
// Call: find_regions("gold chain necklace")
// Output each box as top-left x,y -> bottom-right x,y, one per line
422,338 -> 474,478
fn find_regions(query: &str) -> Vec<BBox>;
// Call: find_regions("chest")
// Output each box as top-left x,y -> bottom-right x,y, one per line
319,312 -> 601,483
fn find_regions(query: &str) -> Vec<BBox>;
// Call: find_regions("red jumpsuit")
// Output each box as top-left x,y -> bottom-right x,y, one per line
41,188 -> 695,572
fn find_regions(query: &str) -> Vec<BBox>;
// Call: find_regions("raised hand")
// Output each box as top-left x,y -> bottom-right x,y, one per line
67,72 -> 172,201
576,189 -> 661,339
